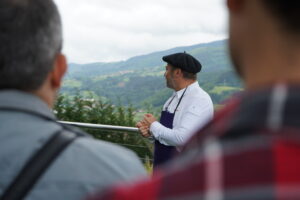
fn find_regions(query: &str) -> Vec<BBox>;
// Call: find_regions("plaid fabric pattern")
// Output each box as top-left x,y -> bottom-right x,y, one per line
88,84 -> 300,200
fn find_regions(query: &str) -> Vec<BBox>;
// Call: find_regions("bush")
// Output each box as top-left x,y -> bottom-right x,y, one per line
54,94 -> 153,163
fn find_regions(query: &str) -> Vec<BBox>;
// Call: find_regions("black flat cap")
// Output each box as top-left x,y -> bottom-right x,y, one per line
162,52 -> 202,73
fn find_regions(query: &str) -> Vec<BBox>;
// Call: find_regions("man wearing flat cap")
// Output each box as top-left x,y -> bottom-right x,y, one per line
137,52 -> 213,167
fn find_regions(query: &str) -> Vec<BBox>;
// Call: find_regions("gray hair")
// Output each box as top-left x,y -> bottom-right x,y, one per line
0,0 -> 63,91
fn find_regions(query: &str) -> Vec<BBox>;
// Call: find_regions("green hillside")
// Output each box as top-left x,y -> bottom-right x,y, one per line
61,39 -> 243,109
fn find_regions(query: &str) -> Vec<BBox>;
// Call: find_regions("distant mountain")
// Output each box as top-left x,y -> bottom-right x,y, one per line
61,39 -> 242,108
67,40 -> 231,75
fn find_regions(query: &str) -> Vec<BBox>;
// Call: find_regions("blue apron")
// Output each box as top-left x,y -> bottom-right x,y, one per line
153,87 -> 188,167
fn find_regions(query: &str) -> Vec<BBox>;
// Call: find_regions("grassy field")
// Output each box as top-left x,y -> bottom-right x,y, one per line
62,79 -> 82,88
210,86 -> 242,94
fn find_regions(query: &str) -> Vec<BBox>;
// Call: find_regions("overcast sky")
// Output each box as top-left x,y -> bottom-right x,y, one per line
53,0 -> 228,64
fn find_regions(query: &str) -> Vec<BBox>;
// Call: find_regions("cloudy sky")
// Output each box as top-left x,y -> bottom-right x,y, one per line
53,0 -> 228,64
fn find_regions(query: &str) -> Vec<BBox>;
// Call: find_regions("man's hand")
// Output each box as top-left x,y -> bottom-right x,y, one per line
136,121 -> 151,138
143,114 -> 157,126
136,114 -> 157,138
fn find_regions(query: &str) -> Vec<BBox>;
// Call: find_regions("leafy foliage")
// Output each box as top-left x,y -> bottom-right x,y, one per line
54,94 -> 153,163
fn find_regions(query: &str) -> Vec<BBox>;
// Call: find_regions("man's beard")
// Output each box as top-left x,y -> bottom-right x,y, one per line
166,77 -> 174,89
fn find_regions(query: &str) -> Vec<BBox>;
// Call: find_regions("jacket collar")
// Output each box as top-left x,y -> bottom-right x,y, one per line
0,90 -> 56,120
174,81 -> 199,99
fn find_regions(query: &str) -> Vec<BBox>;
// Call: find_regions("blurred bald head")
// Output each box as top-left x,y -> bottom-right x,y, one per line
227,0 -> 300,89
261,0 -> 300,35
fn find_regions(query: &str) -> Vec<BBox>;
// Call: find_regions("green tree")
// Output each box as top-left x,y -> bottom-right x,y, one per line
54,94 -> 153,163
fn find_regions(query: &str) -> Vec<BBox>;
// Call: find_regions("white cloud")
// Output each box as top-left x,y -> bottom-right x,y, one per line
53,0 -> 228,63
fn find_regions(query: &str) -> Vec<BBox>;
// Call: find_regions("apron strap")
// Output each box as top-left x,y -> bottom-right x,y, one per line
165,95 -> 176,112
165,86 -> 189,113
174,86 -> 188,112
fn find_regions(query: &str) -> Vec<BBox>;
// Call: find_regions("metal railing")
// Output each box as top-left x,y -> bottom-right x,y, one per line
59,121 -> 153,163
59,121 -> 139,133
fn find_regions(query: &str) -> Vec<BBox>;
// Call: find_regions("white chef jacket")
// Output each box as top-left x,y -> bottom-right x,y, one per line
150,81 -> 214,147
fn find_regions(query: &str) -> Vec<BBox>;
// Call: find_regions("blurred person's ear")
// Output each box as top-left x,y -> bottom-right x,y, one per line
51,53 -> 67,89
227,0 -> 244,13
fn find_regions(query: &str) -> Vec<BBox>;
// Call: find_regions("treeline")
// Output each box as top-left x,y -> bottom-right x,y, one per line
61,40 -> 243,109
61,68 -> 242,109
54,94 -> 153,163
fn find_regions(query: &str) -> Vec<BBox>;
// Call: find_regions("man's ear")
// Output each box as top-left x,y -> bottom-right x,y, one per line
51,53 -> 67,89
227,0 -> 244,13
176,68 -> 184,78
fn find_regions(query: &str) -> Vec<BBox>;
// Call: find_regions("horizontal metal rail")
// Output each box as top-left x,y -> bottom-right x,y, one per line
60,121 -> 153,162
59,121 -> 139,133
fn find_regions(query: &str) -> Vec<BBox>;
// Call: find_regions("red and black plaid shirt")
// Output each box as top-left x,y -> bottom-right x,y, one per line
88,84 -> 300,200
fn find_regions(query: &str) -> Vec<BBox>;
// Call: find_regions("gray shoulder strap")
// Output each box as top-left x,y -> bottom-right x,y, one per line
0,130 -> 79,200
